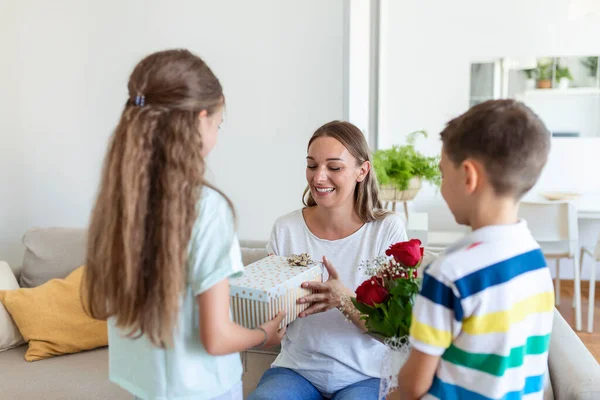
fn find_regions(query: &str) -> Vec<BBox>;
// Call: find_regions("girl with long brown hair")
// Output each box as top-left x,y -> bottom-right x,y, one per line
83,49 -> 285,400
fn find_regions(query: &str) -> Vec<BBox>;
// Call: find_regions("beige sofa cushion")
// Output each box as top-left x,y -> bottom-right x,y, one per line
19,227 -> 87,288
239,240 -> 268,265
242,350 -> 278,398
0,261 -> 25,352
0,345 -> 129,400
17,230 -> 267,288
548,309 -> 600,399
241,248 -> 268,266
240,240 -> 268,265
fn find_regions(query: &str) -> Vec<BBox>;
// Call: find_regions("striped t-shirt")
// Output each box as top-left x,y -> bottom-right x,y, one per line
410,221 -> 554,400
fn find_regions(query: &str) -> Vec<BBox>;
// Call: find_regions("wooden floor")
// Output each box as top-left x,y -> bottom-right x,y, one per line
556,280 -> 600,362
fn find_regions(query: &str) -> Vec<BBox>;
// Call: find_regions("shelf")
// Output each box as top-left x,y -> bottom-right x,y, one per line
521,88 -> 600,96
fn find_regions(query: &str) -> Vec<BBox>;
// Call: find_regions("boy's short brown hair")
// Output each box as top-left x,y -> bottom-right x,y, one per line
440,99 -> 551,198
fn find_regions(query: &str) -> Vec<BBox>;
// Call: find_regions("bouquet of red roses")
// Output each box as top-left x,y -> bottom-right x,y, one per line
351,239 -> 423,341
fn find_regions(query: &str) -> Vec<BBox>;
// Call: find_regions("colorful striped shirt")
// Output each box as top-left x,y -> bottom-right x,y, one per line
410,221 -> 554,399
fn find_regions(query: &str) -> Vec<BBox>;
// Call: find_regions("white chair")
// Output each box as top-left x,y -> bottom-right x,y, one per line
427,230 -> 469,251
580,233 -> 600,333
519,201 -> 582,331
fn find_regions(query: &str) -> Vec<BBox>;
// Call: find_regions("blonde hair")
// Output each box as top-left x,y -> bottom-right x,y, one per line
83,49 -> 230,348
302,120 -> 391,222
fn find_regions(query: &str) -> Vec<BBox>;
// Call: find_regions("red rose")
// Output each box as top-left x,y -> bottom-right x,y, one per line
356,277 -> 389,306
385,239 -> 423,267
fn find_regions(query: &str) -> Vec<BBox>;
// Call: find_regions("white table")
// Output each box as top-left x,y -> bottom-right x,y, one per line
575,194 -> 600,220
526,193 -> 600,220
427,231 -> 468,249
399,212 -> 428,245
396,212 -> 470,249
396,194 -> 598,251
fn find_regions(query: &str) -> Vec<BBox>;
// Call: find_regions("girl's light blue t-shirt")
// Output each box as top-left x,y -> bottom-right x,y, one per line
107,187 -> 245,400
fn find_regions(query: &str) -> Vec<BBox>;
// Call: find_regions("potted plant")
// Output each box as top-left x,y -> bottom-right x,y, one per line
522,68 -> 536,90
536,59 -> 553,89
556,65 -> 573,89
581,56 -> 598,87
373,130 -> 441,215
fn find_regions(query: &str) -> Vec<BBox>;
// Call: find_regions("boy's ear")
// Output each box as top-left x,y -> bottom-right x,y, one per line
461,159 -> 481,195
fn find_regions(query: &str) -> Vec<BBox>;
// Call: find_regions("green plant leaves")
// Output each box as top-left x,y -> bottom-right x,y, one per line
351,297 -> 380,315
372,131 -> 440,191
388,295 -> 404,317
389,279 -> 419,297
581,56 -> 598,77
366,312 -> 397,337
351,278 -> 420,339
536,60 -> 552,80
556,65 -> 573,81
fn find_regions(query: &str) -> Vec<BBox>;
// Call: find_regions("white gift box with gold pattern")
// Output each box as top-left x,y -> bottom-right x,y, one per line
229,255 -> 323,329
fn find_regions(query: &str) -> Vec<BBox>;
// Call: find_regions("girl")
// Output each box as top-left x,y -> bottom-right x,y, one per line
249,121 -> 408,400
83,49 -> 286,400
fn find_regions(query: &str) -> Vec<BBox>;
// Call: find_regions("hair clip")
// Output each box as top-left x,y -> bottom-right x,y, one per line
134,95 -> 146,107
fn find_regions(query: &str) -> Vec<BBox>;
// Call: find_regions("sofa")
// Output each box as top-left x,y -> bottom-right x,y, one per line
0,227 -> 599,399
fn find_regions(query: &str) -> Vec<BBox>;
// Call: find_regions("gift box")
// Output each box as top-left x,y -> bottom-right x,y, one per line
229,255 -> 323,329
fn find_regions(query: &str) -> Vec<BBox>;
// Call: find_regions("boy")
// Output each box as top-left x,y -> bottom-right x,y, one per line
397,99 -> 553,399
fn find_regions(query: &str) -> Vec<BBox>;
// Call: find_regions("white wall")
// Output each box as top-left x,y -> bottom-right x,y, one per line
347,0 -> 371,139
516,92 -> 600,138
0,0 -> 346,268
378,0 -> 600,277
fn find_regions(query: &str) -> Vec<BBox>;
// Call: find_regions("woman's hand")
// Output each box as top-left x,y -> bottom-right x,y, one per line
297,256 -> 354,317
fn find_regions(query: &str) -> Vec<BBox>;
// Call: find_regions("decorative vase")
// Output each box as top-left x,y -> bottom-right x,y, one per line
558,77 -> 570,89
525,78 -> 535,90
536,79 -> 552,89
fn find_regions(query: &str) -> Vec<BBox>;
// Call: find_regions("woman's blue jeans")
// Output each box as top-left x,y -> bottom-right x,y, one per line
247,367 -> 383,400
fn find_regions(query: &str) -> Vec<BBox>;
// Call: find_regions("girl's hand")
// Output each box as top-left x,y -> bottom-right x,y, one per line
257,311 -> 287,349
297,256 -> 354,317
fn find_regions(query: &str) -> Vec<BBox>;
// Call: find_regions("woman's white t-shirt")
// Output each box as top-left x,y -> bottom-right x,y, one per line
267,209 -> 407,395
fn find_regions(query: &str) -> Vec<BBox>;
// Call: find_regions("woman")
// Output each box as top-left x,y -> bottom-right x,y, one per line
248,121 -> 408,400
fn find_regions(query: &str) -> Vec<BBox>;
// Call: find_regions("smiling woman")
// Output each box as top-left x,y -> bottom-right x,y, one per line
247,121 -> 409,400
302,121 -> 391,224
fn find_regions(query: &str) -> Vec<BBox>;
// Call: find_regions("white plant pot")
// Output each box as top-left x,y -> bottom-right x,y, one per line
558,77 -> 570,89
525,78 -> 535,90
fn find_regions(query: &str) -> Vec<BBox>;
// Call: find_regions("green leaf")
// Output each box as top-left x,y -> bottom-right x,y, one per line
391,296 -> 405,312
366,314 -> 396,337
581,56 -> 598,76
415,277 -> 423,289
351,298 -> 376,315
404,301 -> 413,318
390,279 -> 419,297
388,299 -> 403,328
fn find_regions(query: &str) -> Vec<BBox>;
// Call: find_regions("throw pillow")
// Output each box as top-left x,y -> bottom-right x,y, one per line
0,261 -> 25,352
0,266 -> 107,361
241,247 -> 268,266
